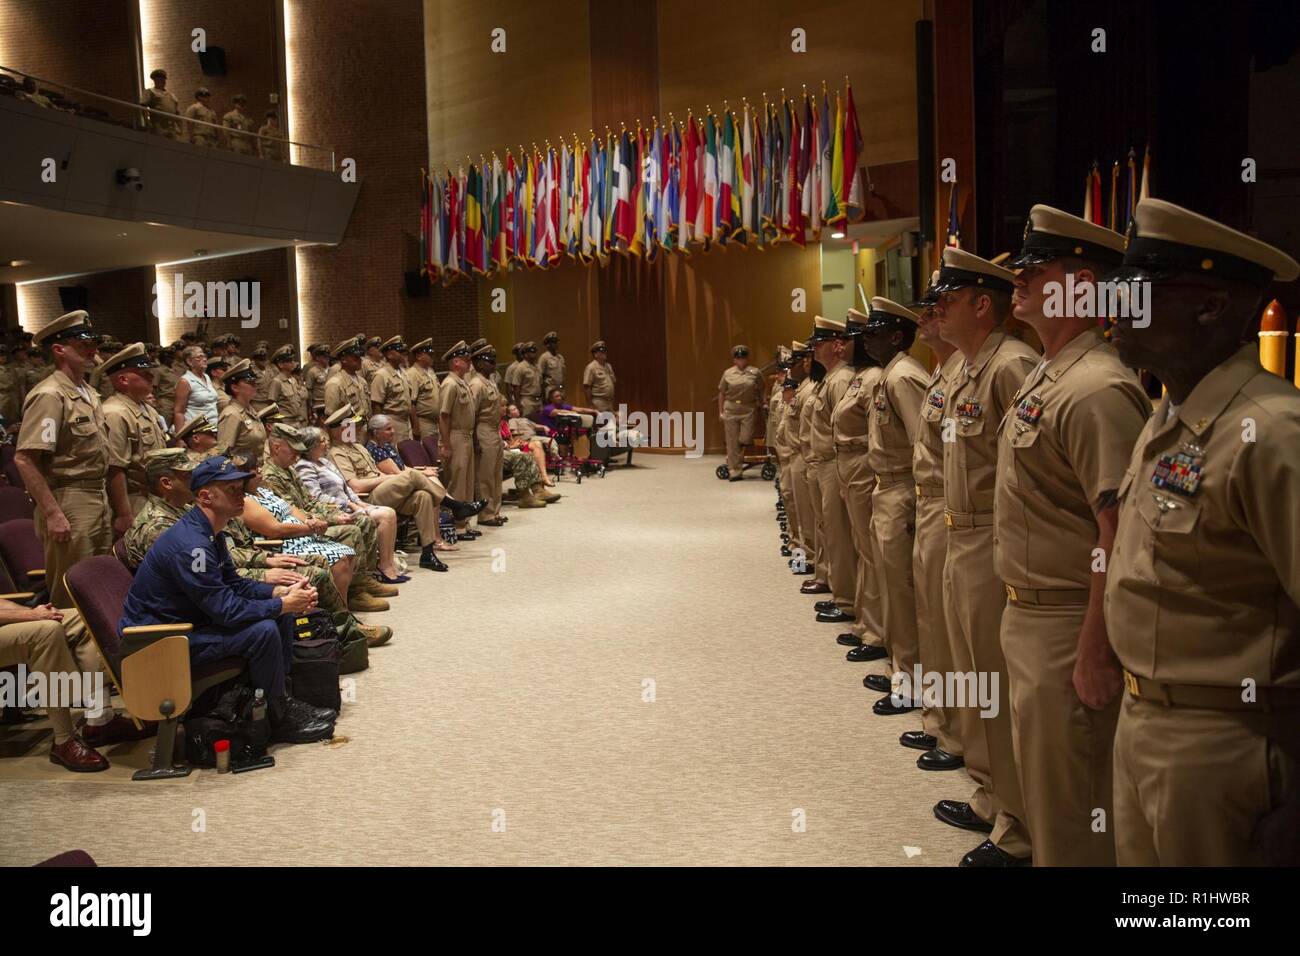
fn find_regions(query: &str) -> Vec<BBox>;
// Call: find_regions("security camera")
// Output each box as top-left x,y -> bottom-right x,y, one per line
116,167 -> 143,191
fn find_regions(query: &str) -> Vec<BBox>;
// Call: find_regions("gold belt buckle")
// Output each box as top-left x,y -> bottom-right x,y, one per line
915,483 -> 922,497
1123,670 -> 1140,697
944,513 -> 953,528
1005,584 -> 1018,603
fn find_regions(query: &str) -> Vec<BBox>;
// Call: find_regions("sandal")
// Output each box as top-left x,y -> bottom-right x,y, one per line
376,571 -> 411,584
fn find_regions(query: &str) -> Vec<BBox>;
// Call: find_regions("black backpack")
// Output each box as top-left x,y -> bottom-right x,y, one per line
183,682 -> 271,768
282,611 -> 343,712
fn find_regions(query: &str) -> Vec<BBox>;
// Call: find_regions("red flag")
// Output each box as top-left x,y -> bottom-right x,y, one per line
842,82 -> 864,220
682,116 -> 700,246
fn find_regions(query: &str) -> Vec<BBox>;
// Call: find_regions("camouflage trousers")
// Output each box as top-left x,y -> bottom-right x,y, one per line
238,557 -> 345,615
323,513 -> 378,576
504,448 -> 540,491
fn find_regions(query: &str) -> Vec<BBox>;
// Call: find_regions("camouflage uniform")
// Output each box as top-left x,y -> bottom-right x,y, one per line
503,447 -> 541,490
260,460 -> 378,577
123,496 -> 349,617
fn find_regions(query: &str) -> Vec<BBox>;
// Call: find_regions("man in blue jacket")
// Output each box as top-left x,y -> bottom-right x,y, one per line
119,455 -> 335,743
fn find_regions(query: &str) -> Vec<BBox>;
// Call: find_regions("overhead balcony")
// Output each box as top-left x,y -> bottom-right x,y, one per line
0,67 -> 358,284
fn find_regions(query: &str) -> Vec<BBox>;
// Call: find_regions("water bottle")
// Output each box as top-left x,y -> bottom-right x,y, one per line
252,688 -> 266,725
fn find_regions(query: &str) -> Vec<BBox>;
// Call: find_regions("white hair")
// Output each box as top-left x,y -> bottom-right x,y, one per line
367,414 -> 391,433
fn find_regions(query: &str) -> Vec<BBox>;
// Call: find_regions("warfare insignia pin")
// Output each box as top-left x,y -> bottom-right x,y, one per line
1150,443 -> 1204,497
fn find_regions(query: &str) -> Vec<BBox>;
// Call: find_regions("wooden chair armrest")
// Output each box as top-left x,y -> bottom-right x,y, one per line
0,592 -> 36,601
122,622 -> 195,636
27,569 -> 45,580
254,538 -> 282,549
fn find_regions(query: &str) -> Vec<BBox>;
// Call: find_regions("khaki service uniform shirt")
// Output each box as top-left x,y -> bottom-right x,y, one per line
539,351 -> 567,395
304,363 -> 330,410
868,352 -> 928,480
439,373 -> 475,433
370,364 -> 413,423
583,360 -> 617,411
406,365 -> 441,433
103,393 -> 167,503
1106,343 -> 1300,689
184,102 -> 219,147
809,363 -> 857,462
832,366 -> 883,453
324,369 -> 370,419
269,371 -> 309,425
217,401 -> 267,462
141,87 -> 180,139
718,366 -> 764,418
913,351 -> 964,496
17,370 -> 109,485
942,330 -> 1038,521
994,328 -> 1149,592
222,109 -> 255,154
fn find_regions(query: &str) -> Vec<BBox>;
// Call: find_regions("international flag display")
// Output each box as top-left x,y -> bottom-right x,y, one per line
419,80 -> 868,282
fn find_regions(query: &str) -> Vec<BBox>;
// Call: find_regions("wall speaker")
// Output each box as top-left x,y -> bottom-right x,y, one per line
404,271 -> 429,297
58,286 -> 88,312
198,47 -> 227,77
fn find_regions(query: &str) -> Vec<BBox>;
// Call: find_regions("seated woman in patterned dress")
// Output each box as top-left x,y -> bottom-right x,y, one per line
292,426 -> 414,577
234,453 -> 358,609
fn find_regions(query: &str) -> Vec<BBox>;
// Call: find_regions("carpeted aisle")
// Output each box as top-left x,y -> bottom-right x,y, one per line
0,454 -> 976,866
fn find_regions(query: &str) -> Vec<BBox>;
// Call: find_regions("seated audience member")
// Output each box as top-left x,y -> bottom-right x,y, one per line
326,406 -> 486,571
174,413 -> 219,453
0,598 -> 109,772
364,414 -> 440,479
291,425 -> 409,582
119,455 -> 336,743
124,448 -> 390,646
542,386 -> 641,464
236,454 -> 359,606
259,424 -> 398,609
504,402 -> 557,485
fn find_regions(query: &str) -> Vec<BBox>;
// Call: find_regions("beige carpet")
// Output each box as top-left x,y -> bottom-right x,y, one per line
0,454 -> 978,866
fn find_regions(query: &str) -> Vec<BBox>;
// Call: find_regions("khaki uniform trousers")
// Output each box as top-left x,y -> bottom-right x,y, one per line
444,430 -> 475,529
913,494 -> 961,755
801,459 -> 826,581
1113,696 -> 1299,866
724,410 -> 758,473
1002,601 -> 1118,866
943,522 -> 1031,858
368,468 -> 445,546
35,484 -> 112,608
0,618 -> 79,740
816,454 -> 857,612
777,455 -> 801,553
787,454 -> 815,565
474,423 -> 504,521
417,416 -> 439,442
835,450 -> 885,644
872,478 -> 920,690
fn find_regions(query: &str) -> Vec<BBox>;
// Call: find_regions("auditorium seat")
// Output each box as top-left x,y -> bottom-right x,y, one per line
65,556 -> 245,778
421,434 -> 440,464
0,444 -> 24,487
0,486 -> 33,522
0,518 -> 46,598
398,439 -> 431,468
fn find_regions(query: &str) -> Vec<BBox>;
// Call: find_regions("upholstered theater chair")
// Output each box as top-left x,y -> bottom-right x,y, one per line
64,556 -> 246,781
0,444 -> 24,489
0,486 -> 32,522
397,438 -> 431,468
0,518 -> 46,600
420,433 -> 440,464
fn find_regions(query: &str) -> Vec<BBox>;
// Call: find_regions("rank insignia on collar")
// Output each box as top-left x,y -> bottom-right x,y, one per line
927,389 -> 945,411
1015,394 -> 1044,426
954,397 -> 982,421
1151,442 -> 1204,498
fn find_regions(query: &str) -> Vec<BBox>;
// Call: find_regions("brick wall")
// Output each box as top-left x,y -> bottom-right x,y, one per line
17,266 -> 153,343
0,0 -> 137,101
156,248 -> 293,350
289,0 -> 476,358
139,0 -> 281,138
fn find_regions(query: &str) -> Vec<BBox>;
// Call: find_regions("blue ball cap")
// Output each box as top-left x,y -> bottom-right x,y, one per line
189,455 -> 253,491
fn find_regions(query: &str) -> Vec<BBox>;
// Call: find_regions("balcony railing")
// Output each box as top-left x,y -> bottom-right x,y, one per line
0,65 -> 335,171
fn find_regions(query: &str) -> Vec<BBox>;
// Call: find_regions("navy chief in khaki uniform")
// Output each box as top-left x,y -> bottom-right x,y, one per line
717,345 -> 765,480
997,205 -> 1150,866
1105,198 -> 1300,866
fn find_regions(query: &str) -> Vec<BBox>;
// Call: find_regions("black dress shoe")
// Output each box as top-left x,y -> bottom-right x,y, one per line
792,567 -> 815,577
816,608 -> 854,624
814,599 -> 837,612
862,672 -> 891,691
730,475 -> 744,482
444,497 -> 488,521
872,694 -> 916,716
800,581 -> 830,593
899,731 -> 937,751
455,532 -> 477,542
847,644 -> 887,663
836,633 -> 862,648
917,748 -> 965,772
419,549 -> 449,572
933,800 -> 994,833
780,546 -> 792,557
960,839 -> 1031,868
